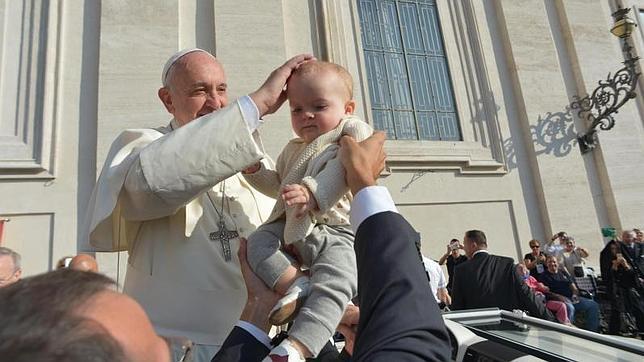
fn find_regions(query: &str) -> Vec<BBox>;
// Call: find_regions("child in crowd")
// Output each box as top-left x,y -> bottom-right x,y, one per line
517,263 -> 573,326
242,61 -> 373,358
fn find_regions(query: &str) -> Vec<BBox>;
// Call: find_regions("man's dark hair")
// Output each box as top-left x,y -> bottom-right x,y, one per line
465,230 -> 487,247
0,269 -> 127,361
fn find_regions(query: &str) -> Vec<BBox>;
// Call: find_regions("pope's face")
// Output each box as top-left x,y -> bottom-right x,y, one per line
287,71 -> 354,143
160,52 -> 228,127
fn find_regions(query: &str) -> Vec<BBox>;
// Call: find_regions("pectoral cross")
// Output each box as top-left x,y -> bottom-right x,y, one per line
209,220 -> 239,262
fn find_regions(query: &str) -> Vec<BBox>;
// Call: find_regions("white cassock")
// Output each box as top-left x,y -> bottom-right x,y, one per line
81,100 -> 275,348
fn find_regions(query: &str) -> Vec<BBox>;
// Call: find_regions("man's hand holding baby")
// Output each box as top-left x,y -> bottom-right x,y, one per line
282,184 -> 318,218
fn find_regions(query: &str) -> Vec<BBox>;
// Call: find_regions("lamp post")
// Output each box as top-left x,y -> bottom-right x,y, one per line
571,6 -> 640,154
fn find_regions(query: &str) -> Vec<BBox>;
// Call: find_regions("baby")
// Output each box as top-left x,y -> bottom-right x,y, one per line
243,60 -> 372,358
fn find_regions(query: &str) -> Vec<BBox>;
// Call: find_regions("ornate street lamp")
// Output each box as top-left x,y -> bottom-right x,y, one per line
571,6 -> 641,154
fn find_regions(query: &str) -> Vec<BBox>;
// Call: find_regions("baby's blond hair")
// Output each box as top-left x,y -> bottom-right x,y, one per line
291,61 -> 353,99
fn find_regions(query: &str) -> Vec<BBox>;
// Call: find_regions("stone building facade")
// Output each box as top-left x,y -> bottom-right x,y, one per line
1,0 -> 643,283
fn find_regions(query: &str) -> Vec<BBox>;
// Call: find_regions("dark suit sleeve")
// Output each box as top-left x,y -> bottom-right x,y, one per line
211,326 -> 270,362
352,211 -> 451,362
511,265 -> 555,322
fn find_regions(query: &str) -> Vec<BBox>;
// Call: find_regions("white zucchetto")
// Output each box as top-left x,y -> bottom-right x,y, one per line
161,48 -> 215,86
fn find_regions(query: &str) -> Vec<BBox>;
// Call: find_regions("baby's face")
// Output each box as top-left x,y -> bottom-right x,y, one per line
287,71 -> 354,143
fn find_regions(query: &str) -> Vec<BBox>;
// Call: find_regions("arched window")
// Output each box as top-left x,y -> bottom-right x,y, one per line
357,0 -> 461,141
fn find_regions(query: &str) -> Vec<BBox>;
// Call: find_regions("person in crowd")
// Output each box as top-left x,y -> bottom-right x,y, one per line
438,238 -> 467,292
523,239 -> 546,279
600,239 -> 644,334
450,230 -> 554,321
214,132 -> 451,361
422,254 -> 451,308
562,237 -> 589,277
56,254 -> 99,272
0,246 -> 21,287
69,254 -> 99,273
544,231 -> 569,265
539,256 -> 600,332
56,256 -> 73,269
633,228 -> 643,243
241,61 -> 372,358
82,49 -> 313,360
516,263 -> 573,326
621,230 -> 644,272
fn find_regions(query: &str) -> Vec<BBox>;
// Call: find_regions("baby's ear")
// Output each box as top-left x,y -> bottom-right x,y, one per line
344,100 -> 356,114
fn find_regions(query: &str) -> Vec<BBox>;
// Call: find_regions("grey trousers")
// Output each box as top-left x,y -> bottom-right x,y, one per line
247,220 -> 357,356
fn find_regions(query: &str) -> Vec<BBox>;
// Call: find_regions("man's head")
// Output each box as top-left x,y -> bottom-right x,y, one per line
0,247 -> 21,287
158,49 -> 228,127
69,254 -> 99,273
286,61 -> 356,143
634,228 -> 643,243
622,230 -> 636,245
449,238 -> 461,256
463,230 -> 487,258
0,269 -> 170,362
546,255 -> 558,273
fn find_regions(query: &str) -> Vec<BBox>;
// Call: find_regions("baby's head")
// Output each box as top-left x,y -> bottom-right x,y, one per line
286,61 -> 355,143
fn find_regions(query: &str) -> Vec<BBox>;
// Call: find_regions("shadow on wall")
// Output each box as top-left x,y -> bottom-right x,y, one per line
504,108 -> 578,170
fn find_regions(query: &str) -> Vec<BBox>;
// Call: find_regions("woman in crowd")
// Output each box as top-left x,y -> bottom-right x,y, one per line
524,239 -> 546,279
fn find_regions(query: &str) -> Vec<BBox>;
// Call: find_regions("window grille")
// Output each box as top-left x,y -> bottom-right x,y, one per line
357,0 -> 461,140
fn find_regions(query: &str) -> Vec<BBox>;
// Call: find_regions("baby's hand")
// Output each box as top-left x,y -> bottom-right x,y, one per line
242,162 -> 261,174
282,184 -> 318,218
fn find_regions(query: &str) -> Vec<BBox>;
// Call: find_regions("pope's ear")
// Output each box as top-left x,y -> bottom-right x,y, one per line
158,87 -> 175,114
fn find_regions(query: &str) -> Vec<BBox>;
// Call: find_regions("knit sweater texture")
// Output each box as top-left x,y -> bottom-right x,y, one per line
243,115 -> 373,244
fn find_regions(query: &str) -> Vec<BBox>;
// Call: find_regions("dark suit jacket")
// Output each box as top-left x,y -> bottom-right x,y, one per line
212,211 -> 451,361
451,252 -> 554,321
352,211 -> 450,361
211,326 -> 269,362
623,243 -> 644,274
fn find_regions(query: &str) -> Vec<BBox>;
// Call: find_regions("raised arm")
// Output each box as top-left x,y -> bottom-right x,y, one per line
339,132 -> 450,360
438,245 -> 451,265
120,54 -> 314,221
121,103 -> 264,220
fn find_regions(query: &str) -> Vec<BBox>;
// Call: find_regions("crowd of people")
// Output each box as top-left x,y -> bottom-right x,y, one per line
0,48 -> 642,362
420,228 -> 644,336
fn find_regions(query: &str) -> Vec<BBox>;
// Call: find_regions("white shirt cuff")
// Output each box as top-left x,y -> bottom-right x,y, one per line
238,95 -> 262,132
235,320 -> 272,349
349,186 -> 397,234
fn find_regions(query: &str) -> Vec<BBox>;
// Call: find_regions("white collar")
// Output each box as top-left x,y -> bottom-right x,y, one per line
472,249 -> 489,257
